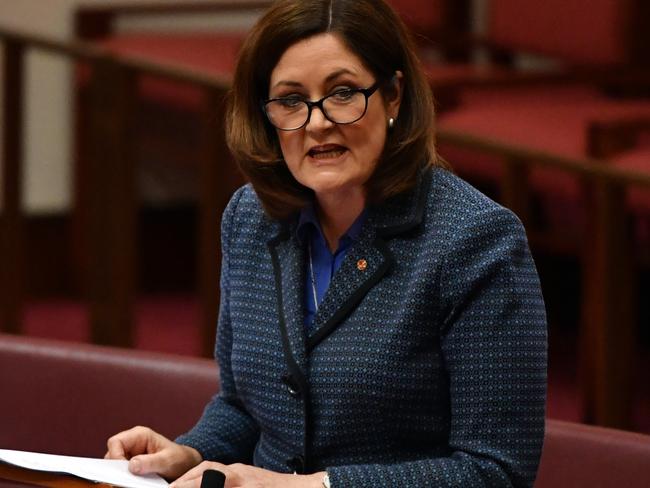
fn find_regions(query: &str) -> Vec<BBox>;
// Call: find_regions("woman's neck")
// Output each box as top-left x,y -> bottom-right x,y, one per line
315,189 -> 366,253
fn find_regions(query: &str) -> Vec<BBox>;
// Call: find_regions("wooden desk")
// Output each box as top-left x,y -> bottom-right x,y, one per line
0,464 -> 112,488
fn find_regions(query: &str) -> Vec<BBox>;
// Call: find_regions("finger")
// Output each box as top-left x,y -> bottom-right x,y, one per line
105,436 -> 127,460
170,478 -> 200,488
170,473 -> 202,488
106,426 -> 153,460
128,452 -> 171,475
171,465 -> 207,486
104,450 -> 126,460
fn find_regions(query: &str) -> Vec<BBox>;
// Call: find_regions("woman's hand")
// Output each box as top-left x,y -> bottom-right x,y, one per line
105,426 -> 203,479
170,461 -> 325,488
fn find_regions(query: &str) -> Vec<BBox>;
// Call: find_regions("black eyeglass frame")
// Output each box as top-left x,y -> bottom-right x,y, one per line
262,80 -> 382,131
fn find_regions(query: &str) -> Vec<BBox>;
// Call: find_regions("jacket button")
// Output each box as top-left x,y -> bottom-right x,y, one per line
281,374 -> 301,397
286,455 -> 305,474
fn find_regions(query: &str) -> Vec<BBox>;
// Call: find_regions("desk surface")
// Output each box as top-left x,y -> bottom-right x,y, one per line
0,463 -> 112,488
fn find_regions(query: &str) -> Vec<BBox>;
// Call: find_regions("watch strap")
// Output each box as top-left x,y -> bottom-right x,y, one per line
322,473 -> 331,488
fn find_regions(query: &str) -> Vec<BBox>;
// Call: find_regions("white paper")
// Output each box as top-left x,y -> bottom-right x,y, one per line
0,449 -> 168,488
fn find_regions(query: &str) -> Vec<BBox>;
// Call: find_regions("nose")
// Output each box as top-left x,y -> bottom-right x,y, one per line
306,105 -> 334,131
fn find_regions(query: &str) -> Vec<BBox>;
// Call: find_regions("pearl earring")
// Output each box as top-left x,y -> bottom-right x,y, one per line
388,117 -> 395,129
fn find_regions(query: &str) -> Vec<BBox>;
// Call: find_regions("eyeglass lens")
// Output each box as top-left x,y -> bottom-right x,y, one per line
265,90 -> 368,130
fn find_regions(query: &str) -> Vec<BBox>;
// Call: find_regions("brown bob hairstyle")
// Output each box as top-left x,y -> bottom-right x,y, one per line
226,0 -> 439,221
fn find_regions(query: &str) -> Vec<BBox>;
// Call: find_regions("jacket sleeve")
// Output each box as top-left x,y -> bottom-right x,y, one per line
176,187 -> 260,464
326,206 -> 547,487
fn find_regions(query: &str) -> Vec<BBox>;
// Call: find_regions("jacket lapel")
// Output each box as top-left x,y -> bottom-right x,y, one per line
306,168 -> 433,352
267,229 -> 309,380
268,168 -> 433,357
306,230 -> 392,352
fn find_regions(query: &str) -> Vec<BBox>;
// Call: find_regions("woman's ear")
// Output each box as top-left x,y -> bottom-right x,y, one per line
385,70 -> 403,118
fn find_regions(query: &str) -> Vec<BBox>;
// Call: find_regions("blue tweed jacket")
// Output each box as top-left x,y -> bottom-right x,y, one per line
177,168 -> 547,487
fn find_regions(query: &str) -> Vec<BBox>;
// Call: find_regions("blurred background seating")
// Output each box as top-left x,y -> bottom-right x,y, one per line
0,0 -> 648,436
535,418 -> 650,488
0,332 -> 217,456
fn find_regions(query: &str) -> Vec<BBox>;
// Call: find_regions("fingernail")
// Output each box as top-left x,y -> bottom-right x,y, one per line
130,458 -> 141,474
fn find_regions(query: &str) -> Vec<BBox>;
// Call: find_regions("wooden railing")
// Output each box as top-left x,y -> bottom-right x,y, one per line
74,0 -> 272,40
1,34 -> 25,337
0,25 -> 242,357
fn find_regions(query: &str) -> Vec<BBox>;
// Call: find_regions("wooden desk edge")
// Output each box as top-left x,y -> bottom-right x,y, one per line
0,463 -> 114,488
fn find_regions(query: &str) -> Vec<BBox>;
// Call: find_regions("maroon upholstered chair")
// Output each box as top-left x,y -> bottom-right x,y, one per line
76,0 -> 471,110
388,0 -> 445,36
0,333 -> 218,457
83,32 -> 244,110
487,0 -> 637,65
437,0 -> 650,204
535,419 -> 650,488
387,0 -> 470,50
72,3 -> 262,143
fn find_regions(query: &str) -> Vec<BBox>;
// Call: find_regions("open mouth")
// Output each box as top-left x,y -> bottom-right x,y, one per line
308,145 -> 347,160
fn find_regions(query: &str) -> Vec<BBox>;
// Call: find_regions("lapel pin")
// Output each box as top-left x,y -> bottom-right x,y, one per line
356,259 -> 368,271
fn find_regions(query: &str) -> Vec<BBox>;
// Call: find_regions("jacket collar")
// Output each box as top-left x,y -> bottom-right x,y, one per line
267,167 -> 431,373
367,167 -> 431,238
277,167 -> 431,243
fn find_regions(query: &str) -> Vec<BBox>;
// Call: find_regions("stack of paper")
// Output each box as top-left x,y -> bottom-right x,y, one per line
0,449 -> 168,488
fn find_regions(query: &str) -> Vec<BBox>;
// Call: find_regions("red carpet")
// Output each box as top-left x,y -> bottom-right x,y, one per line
18,296 -> 650,434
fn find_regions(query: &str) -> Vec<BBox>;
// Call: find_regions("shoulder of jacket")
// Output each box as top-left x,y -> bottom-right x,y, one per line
423,169 -> 525,250
428,169 -> 519,223
223,183 -> 278,238
225,184 -> 263,219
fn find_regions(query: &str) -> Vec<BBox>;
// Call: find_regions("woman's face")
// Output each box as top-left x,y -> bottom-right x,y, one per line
268,33 -> 401,203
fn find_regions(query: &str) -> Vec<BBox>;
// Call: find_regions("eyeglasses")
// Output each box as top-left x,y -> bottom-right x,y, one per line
263,81 -> 381,131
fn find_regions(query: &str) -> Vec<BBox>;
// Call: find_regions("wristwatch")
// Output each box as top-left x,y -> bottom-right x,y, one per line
322,473 -> 331,488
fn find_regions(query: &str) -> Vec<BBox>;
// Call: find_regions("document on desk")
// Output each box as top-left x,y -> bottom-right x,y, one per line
0,449 -> 168,488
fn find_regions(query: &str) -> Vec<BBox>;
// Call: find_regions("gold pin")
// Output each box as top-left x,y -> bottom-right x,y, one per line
356,259 -> 368,271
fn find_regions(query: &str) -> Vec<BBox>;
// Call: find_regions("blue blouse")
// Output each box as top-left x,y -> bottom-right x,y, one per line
297,206 -> 367,330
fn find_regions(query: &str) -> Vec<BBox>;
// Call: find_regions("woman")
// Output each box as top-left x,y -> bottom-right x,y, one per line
105,1 -> 547,486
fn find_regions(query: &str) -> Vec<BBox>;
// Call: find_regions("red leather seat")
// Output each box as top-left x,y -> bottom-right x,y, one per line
488,0 -> 630,66
436,0 -> 650,218
76,32 -> 243,110
440,85 -> 650,229
387,0 -> 446,38
0,333 -> 218,457
536,419 -> 650,487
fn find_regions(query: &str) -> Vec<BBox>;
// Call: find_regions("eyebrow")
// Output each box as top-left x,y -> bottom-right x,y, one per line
271,68 -> 357,90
